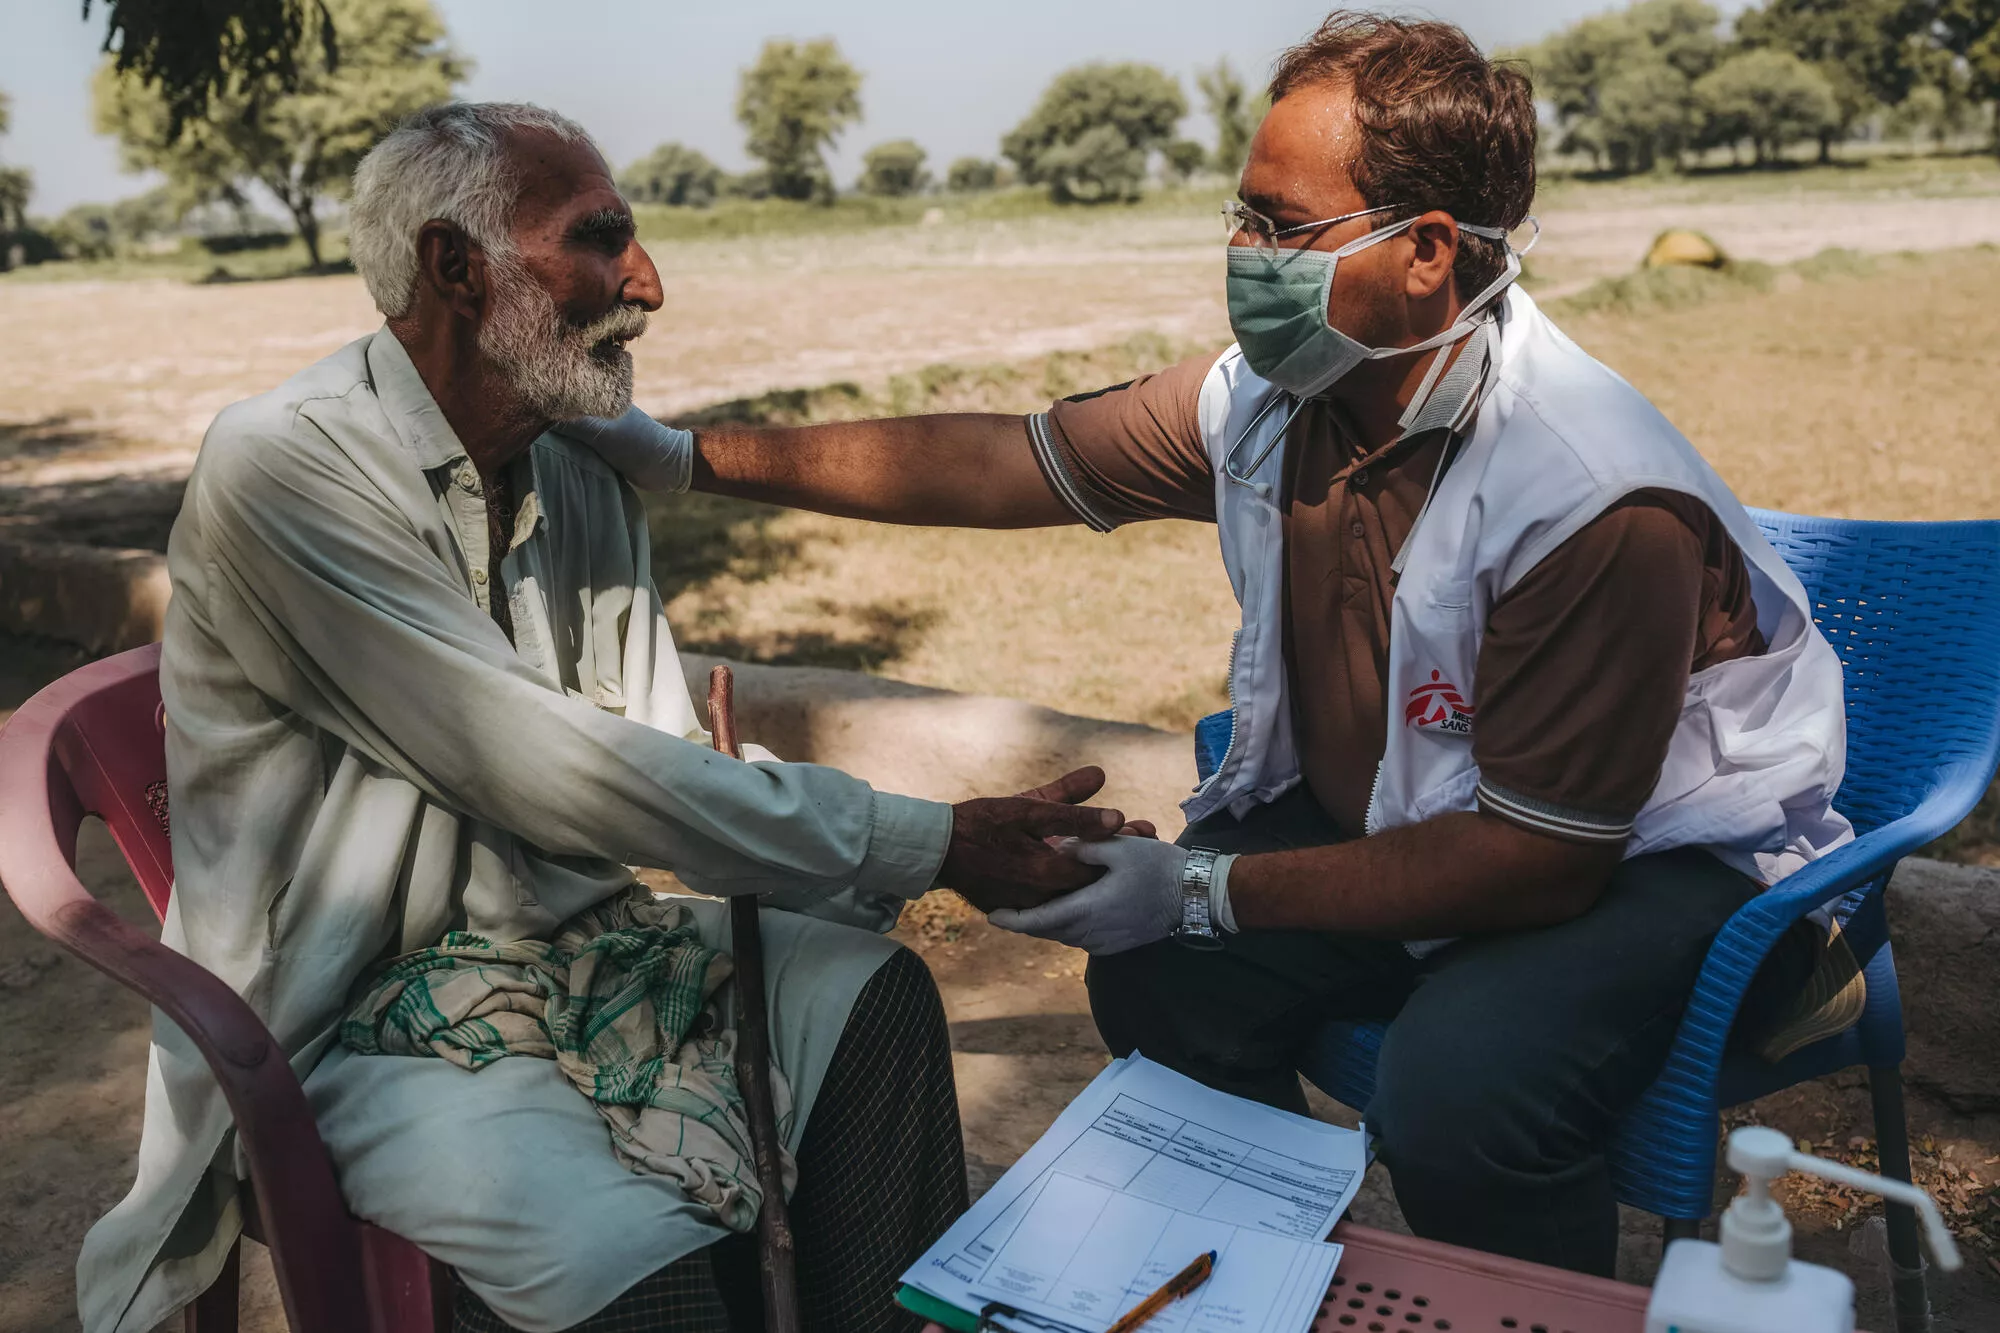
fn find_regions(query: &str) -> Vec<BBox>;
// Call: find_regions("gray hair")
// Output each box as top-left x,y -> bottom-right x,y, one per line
348,102 -> 594,319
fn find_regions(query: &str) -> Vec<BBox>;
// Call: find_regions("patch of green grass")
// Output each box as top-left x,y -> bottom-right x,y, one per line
665,330 -> 1204,431
0,233 -> 348,285
1550,260 -> 1782,316
1543,244 -> 1955,318
632,184 -> 1230,243
1531,148 -> 2000,212
673,381 -> 874,429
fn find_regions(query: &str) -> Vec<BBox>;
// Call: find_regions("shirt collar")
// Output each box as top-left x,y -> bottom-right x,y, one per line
365,326 -> 472,472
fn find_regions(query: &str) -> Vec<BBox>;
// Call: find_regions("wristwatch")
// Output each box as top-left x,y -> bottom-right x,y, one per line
1173,848 -> 1226,951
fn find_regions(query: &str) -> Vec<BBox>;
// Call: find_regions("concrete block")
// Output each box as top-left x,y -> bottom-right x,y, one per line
0,541 -> 169,655
1887,857 -> 2000,1111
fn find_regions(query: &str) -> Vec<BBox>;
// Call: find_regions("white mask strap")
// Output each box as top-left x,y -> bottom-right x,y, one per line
1369,239 -> 1521,367
1331,213 -> 1419,259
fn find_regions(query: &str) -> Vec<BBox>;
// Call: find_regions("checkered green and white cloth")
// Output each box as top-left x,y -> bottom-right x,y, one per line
341,889 -> 794,1233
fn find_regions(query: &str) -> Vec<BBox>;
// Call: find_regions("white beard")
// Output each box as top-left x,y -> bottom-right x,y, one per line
479,257 -> 646,420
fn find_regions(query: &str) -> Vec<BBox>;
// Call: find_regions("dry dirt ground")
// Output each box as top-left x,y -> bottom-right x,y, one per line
653,243 -> 2000,732
7,167 -> 2000,728
4,639 -> 1999,1333
5,170 -> 2000,1329
5,162 -> 2000,477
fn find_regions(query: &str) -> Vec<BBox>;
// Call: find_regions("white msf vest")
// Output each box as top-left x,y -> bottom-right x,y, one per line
1186,287 -> 1854,886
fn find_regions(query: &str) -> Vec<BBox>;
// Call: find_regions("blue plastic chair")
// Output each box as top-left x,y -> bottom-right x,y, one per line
1192,510 -> 2000,1332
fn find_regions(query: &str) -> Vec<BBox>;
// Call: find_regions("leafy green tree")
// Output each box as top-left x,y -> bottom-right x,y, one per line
945,156 -> 1000,192
1517,0 -> 1722,173
1887,80 -> 1980,146
1694,48 -> 1841,163
93,0 -> 462,268
49,188 -> 178,259
83,0 -> 335,136
857,138 -> 930,196
1933,0 -> 2000,112
1626,0 -> 1730,78
1161,138 -> 1208,182
620,142 -> 723,208
720,169 -> 772,200
1734,0 -> 1929,162
1003,63 -> 1187,204
1596,58 -> 1700,171
52,204 -> 119,260
0,90 -> 31,240
735,38 -> 863,203
1196,59 -> 1262,177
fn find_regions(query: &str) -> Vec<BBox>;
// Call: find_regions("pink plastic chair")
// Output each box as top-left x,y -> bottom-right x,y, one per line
0,643 -> 451,1333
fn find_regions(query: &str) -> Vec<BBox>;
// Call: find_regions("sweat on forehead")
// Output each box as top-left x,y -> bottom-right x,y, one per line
1240,85 -> 1367,221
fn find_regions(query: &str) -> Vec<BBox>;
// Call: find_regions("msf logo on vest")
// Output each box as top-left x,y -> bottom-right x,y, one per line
1406,670 -> 1474,735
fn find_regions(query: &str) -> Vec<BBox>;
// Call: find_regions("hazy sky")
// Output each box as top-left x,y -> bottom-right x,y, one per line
2,0 -> 1677,216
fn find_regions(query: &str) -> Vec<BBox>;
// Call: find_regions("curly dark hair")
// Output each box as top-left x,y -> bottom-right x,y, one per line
1270,12 -> 1536,296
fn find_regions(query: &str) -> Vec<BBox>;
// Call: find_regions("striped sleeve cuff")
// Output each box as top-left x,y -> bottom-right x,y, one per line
1025,412 -> 1118,533
1475,780 -> 1633,845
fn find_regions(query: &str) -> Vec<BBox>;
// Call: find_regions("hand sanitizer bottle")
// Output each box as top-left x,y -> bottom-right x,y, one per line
1644,1126 -> 1962,1333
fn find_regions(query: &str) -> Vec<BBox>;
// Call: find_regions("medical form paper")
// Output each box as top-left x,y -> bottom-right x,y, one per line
899,1054 -> 1365,1333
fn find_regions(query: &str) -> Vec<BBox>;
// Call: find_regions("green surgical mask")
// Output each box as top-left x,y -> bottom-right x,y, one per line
1225,214 -> 1521,400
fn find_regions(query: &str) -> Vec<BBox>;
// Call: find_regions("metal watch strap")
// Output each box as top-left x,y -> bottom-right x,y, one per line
1174,848 -> 1225,951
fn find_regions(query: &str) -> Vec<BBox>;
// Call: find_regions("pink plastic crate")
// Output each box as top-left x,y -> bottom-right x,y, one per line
1310,1222 -> 1646,1332
919,1222 -> 1648,1333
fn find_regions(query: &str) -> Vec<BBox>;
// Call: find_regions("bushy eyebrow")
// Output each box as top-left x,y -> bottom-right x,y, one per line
1240,186 -> 1302,224
570,207 -> 634,246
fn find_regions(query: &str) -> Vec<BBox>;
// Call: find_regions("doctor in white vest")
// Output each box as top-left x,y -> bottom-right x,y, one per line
588,10 -> 1854,1277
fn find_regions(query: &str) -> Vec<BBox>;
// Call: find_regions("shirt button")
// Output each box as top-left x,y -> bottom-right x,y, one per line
473,568 -> 488,584
1350,520 -> 1367,540
455,463 -> 478,490
1352,469 -> 1370,488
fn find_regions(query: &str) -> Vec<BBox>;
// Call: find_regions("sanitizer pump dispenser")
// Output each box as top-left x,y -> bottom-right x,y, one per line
1644,1126 -> 1962,1333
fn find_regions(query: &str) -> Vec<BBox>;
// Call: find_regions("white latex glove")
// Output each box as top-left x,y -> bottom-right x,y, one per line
988,836 -> 1187,955
553,406 -> 694,494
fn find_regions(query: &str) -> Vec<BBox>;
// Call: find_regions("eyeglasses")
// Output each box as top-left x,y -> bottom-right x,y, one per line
1221,200 -> 1404,256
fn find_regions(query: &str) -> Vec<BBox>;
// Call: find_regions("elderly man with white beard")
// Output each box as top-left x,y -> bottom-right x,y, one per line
74,103 -> 1132,1333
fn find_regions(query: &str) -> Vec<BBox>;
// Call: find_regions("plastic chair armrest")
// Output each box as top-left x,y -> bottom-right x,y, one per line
1703,785 -> 1970,989
1659,802 -> 1953,1103
24,880 -> 369,1332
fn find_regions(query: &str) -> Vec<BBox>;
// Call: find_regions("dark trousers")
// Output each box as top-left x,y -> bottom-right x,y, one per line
454,948 -> 968,1332
1086,787 -> 1762,1278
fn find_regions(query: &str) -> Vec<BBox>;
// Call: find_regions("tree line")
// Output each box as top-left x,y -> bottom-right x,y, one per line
619,40 -> 1262,208
1518,0 -> 1998,173
5,0 -> 2000,270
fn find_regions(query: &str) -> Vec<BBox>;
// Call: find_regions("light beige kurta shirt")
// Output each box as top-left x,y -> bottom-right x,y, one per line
77,329 -> 953,1332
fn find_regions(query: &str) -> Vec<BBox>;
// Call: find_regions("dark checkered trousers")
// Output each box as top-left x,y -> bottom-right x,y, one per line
453,947 -> 968,1332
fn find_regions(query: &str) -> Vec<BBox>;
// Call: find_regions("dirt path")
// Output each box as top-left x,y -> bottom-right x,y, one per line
6,185 -> 2000,504
1525,192 -> 2000,296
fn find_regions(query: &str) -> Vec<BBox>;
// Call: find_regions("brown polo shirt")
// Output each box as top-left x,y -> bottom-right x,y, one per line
1030,350 -> 1765,842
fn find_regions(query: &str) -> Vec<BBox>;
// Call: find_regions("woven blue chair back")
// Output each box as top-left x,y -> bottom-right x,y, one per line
1193,512 -> 2000,821
1748,510 -> 2000,836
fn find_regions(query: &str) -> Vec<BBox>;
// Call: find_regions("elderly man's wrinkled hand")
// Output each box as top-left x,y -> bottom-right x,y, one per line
939,767 -> 1125,913
1012,766 -> 1158,841
989,836 -> 1189,955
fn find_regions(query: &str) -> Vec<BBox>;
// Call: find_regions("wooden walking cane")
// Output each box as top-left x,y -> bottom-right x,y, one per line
707,664 -> 803,1333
